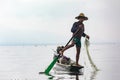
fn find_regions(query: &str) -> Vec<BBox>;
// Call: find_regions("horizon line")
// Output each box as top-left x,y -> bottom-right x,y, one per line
0,42 -> 119,46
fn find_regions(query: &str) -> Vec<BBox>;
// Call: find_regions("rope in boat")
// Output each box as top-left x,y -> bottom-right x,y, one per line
84,37 -> 99,71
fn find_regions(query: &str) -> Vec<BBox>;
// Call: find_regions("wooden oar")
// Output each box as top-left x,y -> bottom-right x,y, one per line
44,29 -> 80,74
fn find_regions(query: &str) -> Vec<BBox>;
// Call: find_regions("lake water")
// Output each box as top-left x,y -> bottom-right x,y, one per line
0,43 -> 120,80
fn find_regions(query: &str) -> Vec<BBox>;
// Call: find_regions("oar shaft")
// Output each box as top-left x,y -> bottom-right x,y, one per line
65,28 -> 80,47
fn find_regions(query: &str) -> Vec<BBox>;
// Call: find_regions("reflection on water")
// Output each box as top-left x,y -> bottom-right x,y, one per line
38,70 -> 98,80
84,70 -> 98,80
39,69 -> 98,80
48,65 -> 98,80
49,71 -> 98,80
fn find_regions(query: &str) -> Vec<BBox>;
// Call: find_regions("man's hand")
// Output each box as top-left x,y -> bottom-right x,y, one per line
86,34 -> 90,39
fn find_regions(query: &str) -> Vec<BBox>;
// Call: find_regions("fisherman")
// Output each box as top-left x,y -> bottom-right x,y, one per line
59,13 -> 90,67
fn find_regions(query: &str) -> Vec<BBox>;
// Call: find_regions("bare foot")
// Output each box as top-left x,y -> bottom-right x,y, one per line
75,64 -> 83,67
59,50 -> 63,56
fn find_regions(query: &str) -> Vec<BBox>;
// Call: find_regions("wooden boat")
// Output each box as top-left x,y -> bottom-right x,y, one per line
54,55 -> 84,72
53,46 -> 84,72
56,61 -> 83,72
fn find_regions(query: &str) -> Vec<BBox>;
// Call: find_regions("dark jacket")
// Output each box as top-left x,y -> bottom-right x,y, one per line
71,21 -> 86,38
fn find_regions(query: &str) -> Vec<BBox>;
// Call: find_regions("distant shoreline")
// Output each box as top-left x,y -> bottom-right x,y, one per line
0,42 -> 119,46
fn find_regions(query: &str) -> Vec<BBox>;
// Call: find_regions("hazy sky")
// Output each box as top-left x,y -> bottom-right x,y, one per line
0,0 -> 120,45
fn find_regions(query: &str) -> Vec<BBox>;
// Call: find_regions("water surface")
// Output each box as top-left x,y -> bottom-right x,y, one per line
0,43 -> 120,80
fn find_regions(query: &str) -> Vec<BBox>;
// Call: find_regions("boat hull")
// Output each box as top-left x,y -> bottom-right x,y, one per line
56,62 -> 84,72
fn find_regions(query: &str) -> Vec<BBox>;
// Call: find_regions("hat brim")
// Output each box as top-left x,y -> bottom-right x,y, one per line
75,16 -> 88,20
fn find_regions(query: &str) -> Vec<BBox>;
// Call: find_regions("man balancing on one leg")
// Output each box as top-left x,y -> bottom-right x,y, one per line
59,13 -> 90,67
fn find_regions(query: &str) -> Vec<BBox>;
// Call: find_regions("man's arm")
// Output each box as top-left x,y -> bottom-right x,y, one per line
82,33 -> 90,39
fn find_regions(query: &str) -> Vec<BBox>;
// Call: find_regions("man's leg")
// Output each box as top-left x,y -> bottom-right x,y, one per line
76,46 -> 81,66
60,41 -> 75,55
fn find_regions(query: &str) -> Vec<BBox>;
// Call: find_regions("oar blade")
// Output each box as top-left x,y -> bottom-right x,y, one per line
44,55 -> 60,74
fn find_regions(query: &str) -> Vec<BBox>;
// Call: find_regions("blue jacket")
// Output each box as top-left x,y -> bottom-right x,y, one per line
71,21 -> 86,38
